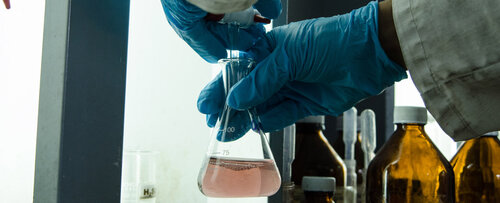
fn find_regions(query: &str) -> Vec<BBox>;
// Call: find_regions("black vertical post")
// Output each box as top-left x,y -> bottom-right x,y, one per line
34,0 -> 130,202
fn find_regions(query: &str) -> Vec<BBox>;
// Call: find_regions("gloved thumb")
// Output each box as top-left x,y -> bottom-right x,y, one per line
227,47 -> 290,110
253,0 -> 282,19
258,99 -> 312,132
197,73 -> 225,115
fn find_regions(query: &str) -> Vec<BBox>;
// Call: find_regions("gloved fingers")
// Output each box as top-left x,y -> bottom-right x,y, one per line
175,21 -> 228,63
227,46 -> 290,110
207,22 -> 265,51
253,0 -> 282,19
206,113 -> 219,128
162,0 -> 269,62
162,0 -> 226,62
197,72 -> 225,114
257,99 -> 312,132
247,32 -> 274,63
161,0 -> 207,28
177,20 -> 265,63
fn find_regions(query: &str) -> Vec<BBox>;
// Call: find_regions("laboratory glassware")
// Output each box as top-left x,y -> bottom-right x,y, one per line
343,108 -> 357,203
360,110 -> 376,169
292,116 -> 346,203
359,109 -> 376,203
332,116 -> 364,200
302,176 -> 336,203
333,116 -> 364,202
365,106 -> 455,203
121,150 -> 159,203
197,58 -> 281,198
282,124 -> 296,203
450,132 -> 500,202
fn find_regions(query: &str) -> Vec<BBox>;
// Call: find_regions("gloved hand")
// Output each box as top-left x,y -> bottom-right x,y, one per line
160,0 -> 281,63
198,62 -> 259,142
198,1 -> 407,132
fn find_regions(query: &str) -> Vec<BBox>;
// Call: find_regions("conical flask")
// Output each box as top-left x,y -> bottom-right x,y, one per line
197,58 -> 281,198
450,132 -> 500,202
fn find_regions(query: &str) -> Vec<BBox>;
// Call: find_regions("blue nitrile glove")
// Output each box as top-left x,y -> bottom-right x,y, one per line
198,1 -> 407,133
160,0 -> 282,63
198,62 -> 258,142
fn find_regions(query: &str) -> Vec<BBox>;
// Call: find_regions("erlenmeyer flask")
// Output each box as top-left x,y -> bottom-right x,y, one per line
197,58 -> 281,198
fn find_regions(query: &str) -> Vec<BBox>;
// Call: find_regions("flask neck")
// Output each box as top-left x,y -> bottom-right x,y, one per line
220,58 -> 254,95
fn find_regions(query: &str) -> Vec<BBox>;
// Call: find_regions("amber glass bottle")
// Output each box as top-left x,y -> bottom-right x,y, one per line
302,176 -> 336,203
292,116 -> 346,203
365,106 -> 455,203
450,132 -> 500,203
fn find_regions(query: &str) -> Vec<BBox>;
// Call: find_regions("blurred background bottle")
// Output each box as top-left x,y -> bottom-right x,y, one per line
365,106 -> 455,203
292,116 -> 346,203
302,176 -> 336,203
450,131 -> 500,202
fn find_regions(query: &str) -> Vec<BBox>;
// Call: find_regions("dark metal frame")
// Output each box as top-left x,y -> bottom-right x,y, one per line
34,0 -> 130,202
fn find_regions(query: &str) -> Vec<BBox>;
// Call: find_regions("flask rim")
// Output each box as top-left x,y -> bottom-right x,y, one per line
218,58 -> 255,64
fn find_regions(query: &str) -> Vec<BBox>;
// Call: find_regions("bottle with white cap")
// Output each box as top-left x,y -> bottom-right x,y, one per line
450,131 -> 500,203
365,106 -> 455,203
292,116 -> 346,203
302,176 -> 336,203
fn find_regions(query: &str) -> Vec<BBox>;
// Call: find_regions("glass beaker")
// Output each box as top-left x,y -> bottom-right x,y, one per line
197,58 -> 281,198
121,149 -> 159,203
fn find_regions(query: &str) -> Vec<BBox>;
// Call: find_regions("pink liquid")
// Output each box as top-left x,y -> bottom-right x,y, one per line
200,157 -> 281,197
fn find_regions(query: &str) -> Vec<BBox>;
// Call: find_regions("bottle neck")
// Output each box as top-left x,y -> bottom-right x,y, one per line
296,122 -> 325,132
396,123 -> 426,132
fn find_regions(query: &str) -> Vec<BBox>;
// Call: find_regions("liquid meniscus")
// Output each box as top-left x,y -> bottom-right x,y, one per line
200,157 -> 281,197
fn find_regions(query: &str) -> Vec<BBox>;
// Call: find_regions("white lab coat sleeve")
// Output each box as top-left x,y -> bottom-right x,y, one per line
392,0 -> 500,141
187,0 -> 257,14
